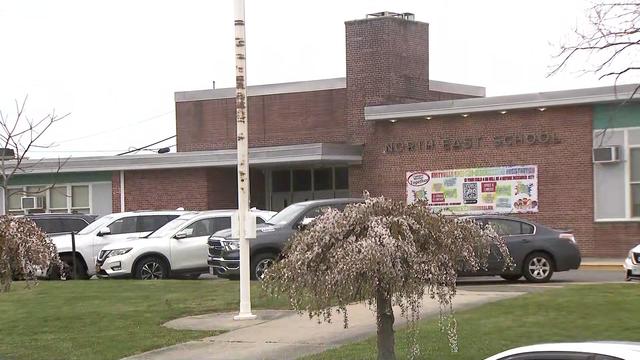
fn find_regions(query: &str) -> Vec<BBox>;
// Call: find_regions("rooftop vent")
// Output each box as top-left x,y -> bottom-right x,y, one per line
366,11 -> 415,21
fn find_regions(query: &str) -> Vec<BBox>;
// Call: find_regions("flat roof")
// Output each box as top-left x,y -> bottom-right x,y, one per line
174,77 -> 485,102
9,143 -> 363,175
365,83 -> 640,121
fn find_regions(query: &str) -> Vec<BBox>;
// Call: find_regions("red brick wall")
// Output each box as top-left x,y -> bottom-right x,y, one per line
112,168 -> 209,211
176,88 -> 347,152
349,105 -> 640,257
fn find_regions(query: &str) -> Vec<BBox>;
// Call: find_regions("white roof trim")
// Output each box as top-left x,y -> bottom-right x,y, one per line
365,83 -> 640,121
10,143 -> 363,175
175,78 -> 346,102
175,78 -> 485,102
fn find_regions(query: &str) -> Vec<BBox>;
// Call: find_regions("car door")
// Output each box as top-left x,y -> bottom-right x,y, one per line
92,216 -> 140,263
171,216 -> 231,270
485,218 -> 535,273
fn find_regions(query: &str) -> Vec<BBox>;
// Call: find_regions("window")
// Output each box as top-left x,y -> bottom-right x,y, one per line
212,217 -> 232,232
138,215 -> 178,233
108,217 -> 137,235
183,219 -> 215,237
272,170 -> 290,192
32,219 -> 60,234
335,167 -> 349,190
7,188 -> 22,213
314,168 -> 333,191
293,169 -> 312,191
486,219 -> 532,236
50,187 -> 68,210
62,218 -> 90,233
71,185 -> 89,213
631,148 -> 640,217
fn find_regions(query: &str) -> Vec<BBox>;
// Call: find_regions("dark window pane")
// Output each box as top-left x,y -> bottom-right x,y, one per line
335,167 -> 349,190
314,168 -> 333,191
108,217 -> 137,235
184,219 -> 215,237
487,219 -> 521,236
521,222 -> 534,235
212,217 -> 232,232
293,169 -> 312,191
272,170 -> 291,192
61,218 -> 90,233
33,219 -> 59,234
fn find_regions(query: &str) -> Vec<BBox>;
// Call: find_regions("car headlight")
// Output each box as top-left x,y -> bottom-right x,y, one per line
220,240 -> 240,251
631,251 -> 638,265
105,248 -> 132,259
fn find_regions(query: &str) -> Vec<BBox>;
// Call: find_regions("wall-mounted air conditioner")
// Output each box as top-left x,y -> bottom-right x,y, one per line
592,146 -> 621,163
21,196 -> 44,210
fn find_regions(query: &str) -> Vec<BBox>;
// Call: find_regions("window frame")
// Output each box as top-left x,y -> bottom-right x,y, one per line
629,145 -> 640,218
4,182 -> 105,215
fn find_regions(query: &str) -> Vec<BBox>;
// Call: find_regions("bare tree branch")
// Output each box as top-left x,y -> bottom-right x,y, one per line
0,97 -> 69,213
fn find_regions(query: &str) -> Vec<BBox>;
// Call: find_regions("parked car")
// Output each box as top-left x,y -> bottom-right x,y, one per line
484,341 -> 640,360
208,198 -> 363,280
624,244 -> 640,281
25,213 -> 98,236
462,215 -> 582,283
50,210 -> 185,278
96,209 -> 275,279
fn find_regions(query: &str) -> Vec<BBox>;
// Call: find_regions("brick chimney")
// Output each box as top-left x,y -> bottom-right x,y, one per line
345,12 -> 430,143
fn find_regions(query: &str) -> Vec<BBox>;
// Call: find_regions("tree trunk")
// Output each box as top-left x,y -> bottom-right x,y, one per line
376,287 -> 395,360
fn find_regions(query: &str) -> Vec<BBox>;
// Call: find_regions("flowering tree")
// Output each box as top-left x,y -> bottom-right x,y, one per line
263,195 -> 510,360
0,216 -> 61,292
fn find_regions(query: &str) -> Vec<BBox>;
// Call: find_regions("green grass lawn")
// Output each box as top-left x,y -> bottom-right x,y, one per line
305,284 -> 640,360
0,279 -> 288,360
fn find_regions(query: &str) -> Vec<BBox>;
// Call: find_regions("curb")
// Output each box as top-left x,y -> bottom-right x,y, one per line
579,264 -> 623,271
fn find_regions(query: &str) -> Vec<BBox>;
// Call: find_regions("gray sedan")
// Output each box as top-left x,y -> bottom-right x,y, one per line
460,215 -> 581,283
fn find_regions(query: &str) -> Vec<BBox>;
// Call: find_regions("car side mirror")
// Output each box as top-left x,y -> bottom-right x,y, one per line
97,227 -> 111,236
174,230 -> 188,239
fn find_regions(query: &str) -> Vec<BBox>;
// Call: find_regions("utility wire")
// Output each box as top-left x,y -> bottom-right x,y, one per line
116,135 -> 176,156
56,111 -> 173,144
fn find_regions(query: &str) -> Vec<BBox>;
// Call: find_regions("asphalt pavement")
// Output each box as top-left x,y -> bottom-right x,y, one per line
457,268 -> 625,293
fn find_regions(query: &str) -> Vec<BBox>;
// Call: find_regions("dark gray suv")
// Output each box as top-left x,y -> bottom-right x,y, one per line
26,213 -> 99,236
208,198 -> 362,280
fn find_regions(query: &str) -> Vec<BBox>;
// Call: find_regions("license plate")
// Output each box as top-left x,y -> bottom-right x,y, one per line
95,265 -> 101,273
632,268 -> 640,275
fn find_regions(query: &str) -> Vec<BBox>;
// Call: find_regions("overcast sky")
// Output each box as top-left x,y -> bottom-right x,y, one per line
0,0 -> 622,158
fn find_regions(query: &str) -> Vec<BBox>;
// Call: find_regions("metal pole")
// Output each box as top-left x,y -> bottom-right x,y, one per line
233,0 -> 256,321
70,231 -> 76,280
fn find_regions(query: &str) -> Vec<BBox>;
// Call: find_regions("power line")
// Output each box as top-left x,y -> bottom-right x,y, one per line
116,135 -> 176,156
56,111 -> 174,144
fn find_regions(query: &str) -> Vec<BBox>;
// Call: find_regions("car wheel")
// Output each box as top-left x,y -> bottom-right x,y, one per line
135,257 -> 169,280
251,253 -> 277,281
500,274 -> 522,282
523,252 -> 554,283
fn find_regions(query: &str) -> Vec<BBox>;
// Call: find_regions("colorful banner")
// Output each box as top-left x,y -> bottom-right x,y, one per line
406,165 -> 538,214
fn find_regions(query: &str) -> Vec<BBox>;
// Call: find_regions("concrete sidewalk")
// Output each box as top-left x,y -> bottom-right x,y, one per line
122,289 -> 523,360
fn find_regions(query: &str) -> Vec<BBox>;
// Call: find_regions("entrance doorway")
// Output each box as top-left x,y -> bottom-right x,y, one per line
268,167 -> 350,211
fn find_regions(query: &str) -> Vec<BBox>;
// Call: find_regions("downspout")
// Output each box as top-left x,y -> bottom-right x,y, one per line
120,170 -> 125,212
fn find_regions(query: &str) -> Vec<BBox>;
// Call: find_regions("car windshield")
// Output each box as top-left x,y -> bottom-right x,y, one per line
266,204 -> 307,225
77,215 -> 115,235
146,218 -> 191,238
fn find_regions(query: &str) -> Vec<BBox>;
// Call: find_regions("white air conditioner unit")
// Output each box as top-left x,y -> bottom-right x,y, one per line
593,146 -> 621,163
21,196 -> 44,210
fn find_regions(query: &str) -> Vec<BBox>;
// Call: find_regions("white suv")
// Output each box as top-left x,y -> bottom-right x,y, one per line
96,209 -> 275,279
51,210 -> 185,278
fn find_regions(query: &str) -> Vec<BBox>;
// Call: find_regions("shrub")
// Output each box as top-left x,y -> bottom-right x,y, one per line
0,216 -> 61,292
